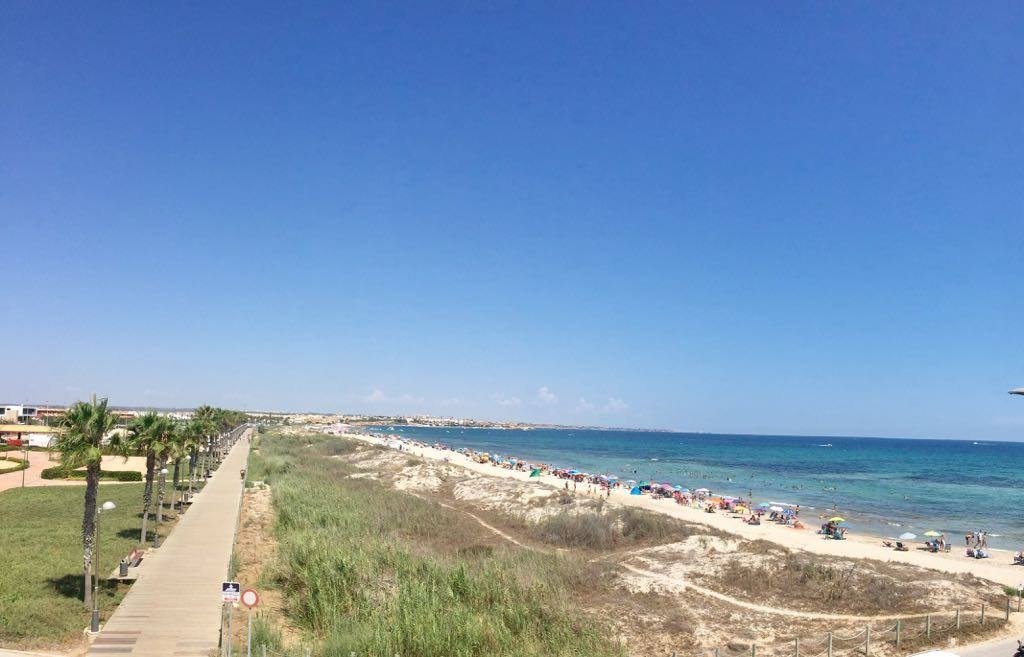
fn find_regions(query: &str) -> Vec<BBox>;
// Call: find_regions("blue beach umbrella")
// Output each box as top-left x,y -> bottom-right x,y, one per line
630,487 -> 642,495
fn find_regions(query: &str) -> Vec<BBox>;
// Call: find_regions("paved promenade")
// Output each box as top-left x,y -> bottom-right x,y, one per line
86,431 -> 251,657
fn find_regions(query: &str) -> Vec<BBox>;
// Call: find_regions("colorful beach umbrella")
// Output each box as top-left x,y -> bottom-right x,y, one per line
923,530 -> 942,537
529,468 -> 541,477
829,517 -> 845,523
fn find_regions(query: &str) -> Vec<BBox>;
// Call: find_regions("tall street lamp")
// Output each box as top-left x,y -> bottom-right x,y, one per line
91,500 -> 117,632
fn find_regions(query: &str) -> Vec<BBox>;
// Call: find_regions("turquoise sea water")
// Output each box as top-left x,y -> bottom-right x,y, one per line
368,426 -> 1024,549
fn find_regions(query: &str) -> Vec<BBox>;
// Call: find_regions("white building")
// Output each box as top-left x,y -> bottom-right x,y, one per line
0,405 -> 38,423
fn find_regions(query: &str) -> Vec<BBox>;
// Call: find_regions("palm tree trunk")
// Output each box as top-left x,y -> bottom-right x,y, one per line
188,448 -> 197,495
82,460 -> 100,608
156,458 -> 167,524
171,458 -> 181,510
140,452 -> 155,543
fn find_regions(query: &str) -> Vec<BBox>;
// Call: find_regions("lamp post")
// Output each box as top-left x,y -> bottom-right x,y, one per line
21,439 -> 27,488
91,500 -> 117,632
154,467 -> 168,548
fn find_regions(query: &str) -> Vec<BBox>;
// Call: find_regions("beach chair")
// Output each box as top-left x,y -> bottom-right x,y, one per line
895,542 -> 908,552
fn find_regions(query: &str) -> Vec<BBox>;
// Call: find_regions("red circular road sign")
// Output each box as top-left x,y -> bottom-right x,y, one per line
240,588 -> 260,609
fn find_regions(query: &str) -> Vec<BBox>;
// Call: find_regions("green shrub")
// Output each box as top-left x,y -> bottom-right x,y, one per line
533,511 -> 616,549
40,467 -> 142,482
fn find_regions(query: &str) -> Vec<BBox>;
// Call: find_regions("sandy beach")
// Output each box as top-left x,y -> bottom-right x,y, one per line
349,431 -> 1024,590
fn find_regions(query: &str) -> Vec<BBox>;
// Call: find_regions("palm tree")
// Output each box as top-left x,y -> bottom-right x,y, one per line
127,413 -> 171,544
55,396 -> 118,608
169,421 -> 201,510
153,418 -> 176,526
182,418 -> 204,498
193,405 -> 218,479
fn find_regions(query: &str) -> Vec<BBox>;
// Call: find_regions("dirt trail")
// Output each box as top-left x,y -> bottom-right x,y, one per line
408,492 -> 531,548
618,562 -> 958,622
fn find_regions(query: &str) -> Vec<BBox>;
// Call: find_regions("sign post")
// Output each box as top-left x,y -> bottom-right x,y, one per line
222,582 -> 240,656
241,589 -> 260,657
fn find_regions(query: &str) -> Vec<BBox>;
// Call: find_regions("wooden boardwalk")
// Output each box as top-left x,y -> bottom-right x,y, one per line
87,431 -> 251,657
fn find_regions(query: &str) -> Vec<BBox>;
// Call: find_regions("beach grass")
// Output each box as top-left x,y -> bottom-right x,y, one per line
249,433 -> 624,657
0,483 -> 148,647
527,504 -> 709,551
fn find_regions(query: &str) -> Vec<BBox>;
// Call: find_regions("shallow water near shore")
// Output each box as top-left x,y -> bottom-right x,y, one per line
368,426 -> 1024,549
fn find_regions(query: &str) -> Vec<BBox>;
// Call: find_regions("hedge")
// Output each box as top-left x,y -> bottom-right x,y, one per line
40,467 -> 143,482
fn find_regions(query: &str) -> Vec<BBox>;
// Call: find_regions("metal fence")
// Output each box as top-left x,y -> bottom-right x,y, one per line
224,600 -> 1014,657
685,600 -> 1014,657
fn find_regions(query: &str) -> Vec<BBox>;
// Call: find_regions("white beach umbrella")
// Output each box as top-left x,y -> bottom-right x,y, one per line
769,505 -> 784,513
899,532 -> 917,540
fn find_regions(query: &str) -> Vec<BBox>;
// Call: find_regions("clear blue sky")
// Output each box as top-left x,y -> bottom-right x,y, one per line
2,3 -> 1022,439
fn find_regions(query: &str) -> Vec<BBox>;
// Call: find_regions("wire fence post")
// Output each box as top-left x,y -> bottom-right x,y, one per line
794,636 -> 800,657
865,625 -> 870,656
716,648 -> 720,657
925,614 -> 931,639
1006,597 -> 1011,621
751,643 -> 756,657
827,632 -> 833,657
955,608 -> 960,630
980,604 -> 985,625
895,620 -> 901,651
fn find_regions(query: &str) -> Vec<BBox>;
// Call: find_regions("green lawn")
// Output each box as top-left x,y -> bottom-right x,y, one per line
0,483 -> 154,648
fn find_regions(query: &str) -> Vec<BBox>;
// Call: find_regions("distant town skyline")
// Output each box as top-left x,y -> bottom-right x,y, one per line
3,3 -> 1021,441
